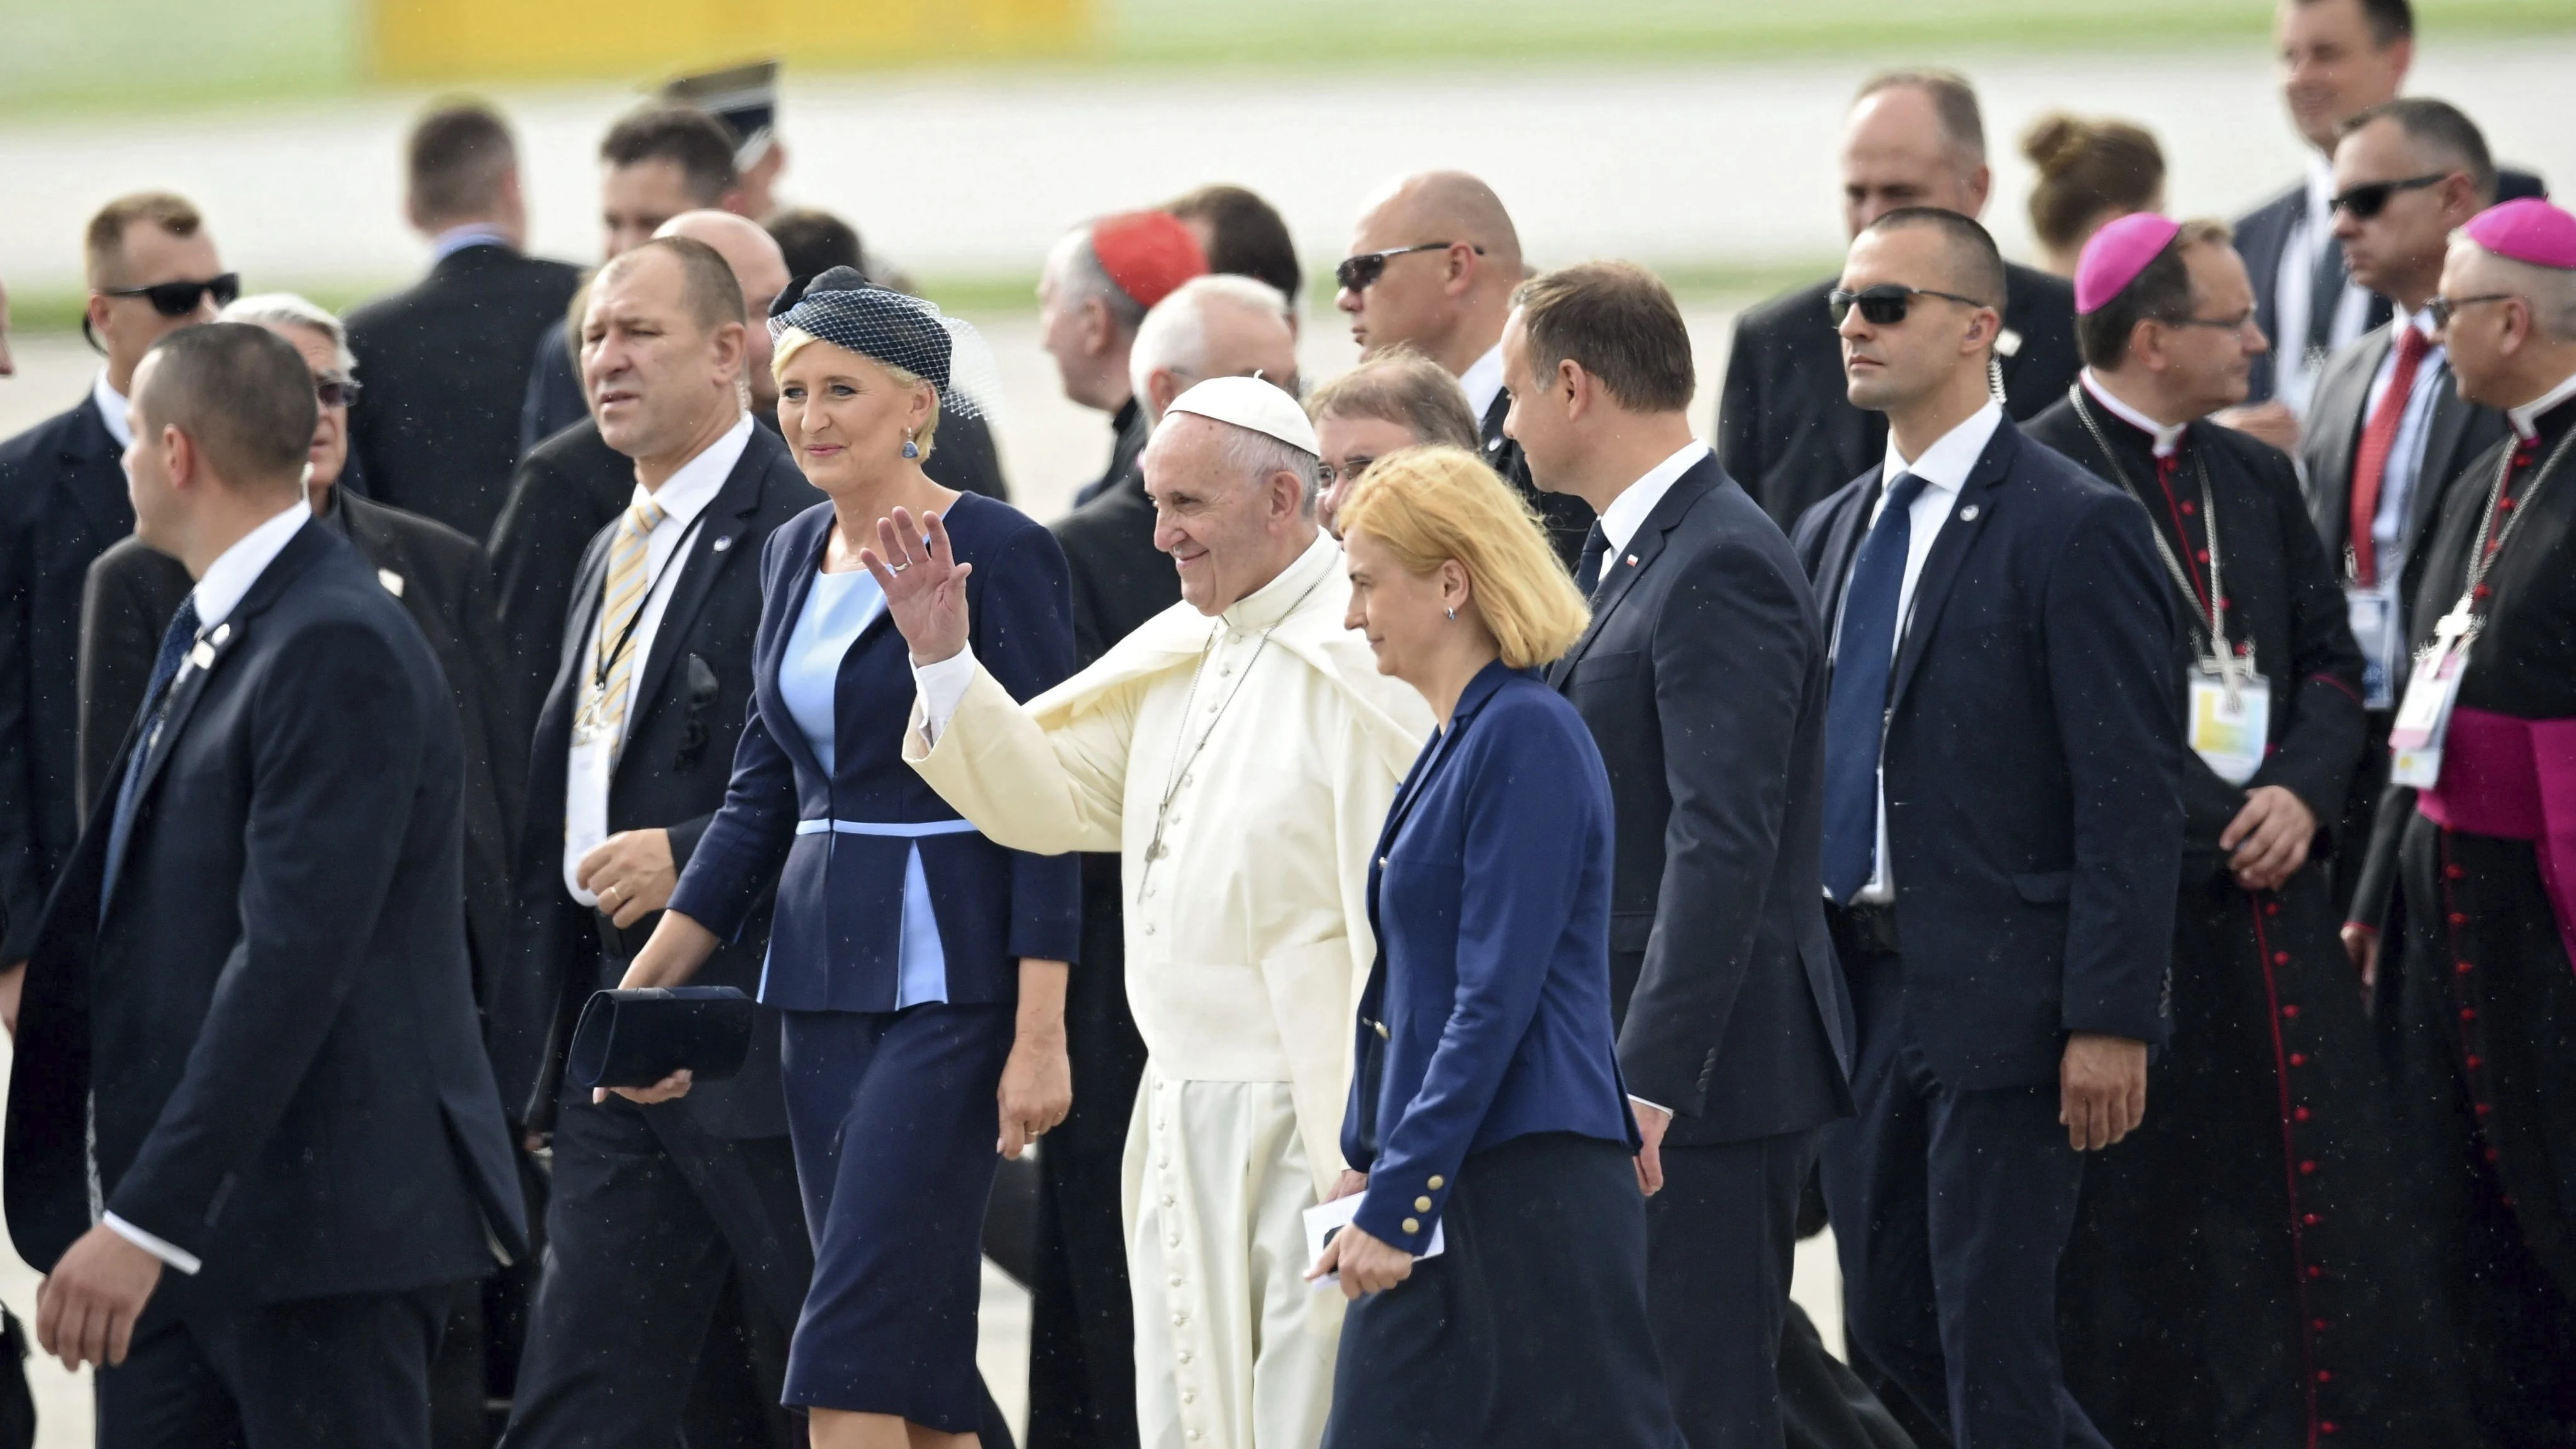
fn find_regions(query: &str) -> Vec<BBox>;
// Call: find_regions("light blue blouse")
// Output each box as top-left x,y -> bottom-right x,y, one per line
778,566 -> 951,1007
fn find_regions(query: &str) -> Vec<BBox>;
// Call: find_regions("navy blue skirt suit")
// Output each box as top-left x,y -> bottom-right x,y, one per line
669,490 -> 1080,1425
1326,662 -> 1680,1449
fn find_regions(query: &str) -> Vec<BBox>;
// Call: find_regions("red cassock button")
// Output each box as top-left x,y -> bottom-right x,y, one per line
2299,1160 -> 2318,1174
2312,1318 -> 2330,1332
2274,952 -> 2292,965
2283,1004 -> 2301,1019
2289,1053 -> 2308,1067
2462,1008 -> 2478,1021
2321,1421 -> 2338,1435
2303,1213 -> 2321,1226
2447,864 -> 2466,880
2295,1107 -> 2312,1121
2308,1265 -> 2325,1279
2318,1370 -> 2334,1383
2450,913 -> 2467,926
2467,1055 -> 2482,1069
2486,1148 -> 2501,1163
2457,960 -> 2475,974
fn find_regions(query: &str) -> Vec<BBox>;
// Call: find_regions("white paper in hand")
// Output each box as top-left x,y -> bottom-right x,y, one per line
1304,1193 -> 1443,1289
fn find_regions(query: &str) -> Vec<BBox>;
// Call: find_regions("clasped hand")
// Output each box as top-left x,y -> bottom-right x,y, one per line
2220,785 -> 2315,893
1306,1172 -> 1413,1298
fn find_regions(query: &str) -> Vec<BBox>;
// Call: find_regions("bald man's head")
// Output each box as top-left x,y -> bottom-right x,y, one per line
1338,170 -> 1526,375
657,209 -> 791,408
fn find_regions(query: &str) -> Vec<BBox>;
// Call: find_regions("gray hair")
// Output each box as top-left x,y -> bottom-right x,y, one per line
1048,227 -> 1145,333
1213,418 -> 1322,514
2455,235 -> 2576,343
1130,274 -> 1294,408
218,291 -> 357,374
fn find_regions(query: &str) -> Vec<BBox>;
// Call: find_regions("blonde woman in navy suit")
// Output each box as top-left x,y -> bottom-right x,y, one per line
1314,446 -> 1680,1448
606,271 -> 1080,1449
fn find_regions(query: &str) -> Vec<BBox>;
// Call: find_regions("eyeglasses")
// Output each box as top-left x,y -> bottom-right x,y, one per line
1321,455 -> 1379,489
315,374 -> 362,408
2428,292 -> 2517,330
2161,308 -> 2260,333
97,272 -> 241,318
1827,284 -> 1988,328
2331,173 -> 2451,220
1336,243 -> 1484,294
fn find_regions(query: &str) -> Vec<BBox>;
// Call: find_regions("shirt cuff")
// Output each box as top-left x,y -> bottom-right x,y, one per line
103,1213 -> 202,1276
1628,1094 -> 1672,1118
912,648 -> 979,747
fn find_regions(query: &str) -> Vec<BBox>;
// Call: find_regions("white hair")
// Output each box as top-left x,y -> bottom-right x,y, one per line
1129,274 -> 1294,408
219,291 -> 358,374
2454,234 -> 2576,343
1214,417 -> 1322,514
1046,226 -> 1144,332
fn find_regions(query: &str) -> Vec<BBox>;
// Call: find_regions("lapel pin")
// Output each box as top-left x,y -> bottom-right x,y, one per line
712,535 -> 734,552
1626,555 -> 1640,567
1960,505 -> 1981,521
189,641 -> 217,670
377,568 -> 406,597
210,622 -> 231,647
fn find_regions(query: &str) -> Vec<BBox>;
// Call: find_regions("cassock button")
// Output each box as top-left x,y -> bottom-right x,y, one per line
1414,1196 -> 1432,1211
1401,1218 -> 1419,1235
1427,1176 -> 1444,1190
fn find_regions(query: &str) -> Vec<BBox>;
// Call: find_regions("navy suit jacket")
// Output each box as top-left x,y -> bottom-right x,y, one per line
1343,662 -> 1635,1250
4,522 -> 525,1311
0,392 -> 135,960
670,492 -> 1082,1011
489,425 -> 818,1138
1547,452 -> 1853,1147
1792,416 -> 2184,1087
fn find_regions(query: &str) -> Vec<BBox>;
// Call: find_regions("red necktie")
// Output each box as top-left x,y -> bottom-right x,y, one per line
2348,325 -> 2433,587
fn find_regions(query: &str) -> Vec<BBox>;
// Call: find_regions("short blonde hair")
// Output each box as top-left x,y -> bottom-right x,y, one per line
1337,445 -> 1589,669
772,326 -> 941,458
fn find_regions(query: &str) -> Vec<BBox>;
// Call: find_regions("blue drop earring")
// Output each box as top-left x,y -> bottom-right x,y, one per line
901,430 -> 920,460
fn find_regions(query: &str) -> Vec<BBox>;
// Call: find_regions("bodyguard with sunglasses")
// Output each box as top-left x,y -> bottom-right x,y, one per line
1790,208 -> 2181,1449
0,192 -> 231,1033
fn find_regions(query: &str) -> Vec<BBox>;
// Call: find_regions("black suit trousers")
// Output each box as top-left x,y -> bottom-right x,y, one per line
1647,1128 -> 1817,1449
96,1285 -> 462,1449
1818,943 -> 2106,1449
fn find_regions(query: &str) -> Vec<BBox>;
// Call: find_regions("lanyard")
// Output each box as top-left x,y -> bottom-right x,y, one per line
591,509 -> 709,699
2448,425 -> 2576,636
2070,387 -> 2235,668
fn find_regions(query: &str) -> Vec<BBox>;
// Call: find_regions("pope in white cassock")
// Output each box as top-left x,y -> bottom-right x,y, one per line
862,375 -> 1433,1449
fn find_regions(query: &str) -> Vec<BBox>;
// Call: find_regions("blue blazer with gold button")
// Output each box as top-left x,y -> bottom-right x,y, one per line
1343,660 -> 1637,1251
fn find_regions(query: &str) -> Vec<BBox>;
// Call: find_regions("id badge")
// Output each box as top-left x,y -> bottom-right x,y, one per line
2187,664 -> 2271,785
2345,583 -> 2402,711
562,711 -> 618,905
2389,633 -> 2470,789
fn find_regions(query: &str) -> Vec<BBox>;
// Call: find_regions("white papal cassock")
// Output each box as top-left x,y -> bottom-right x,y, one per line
904,533 -> 1430,1449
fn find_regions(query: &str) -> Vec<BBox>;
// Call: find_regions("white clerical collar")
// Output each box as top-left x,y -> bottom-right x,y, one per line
1223,529 -> 1338,635
2506,369 -> 2576,441
191,501 -> 310,632
431,223 -> 514,263
1882,399 -> 2003,496
93,371 -> 135,450
632,412 -> 753,526
2080,370 -> 2189,458
1457,340 -> 1506,421
1596,440 -> 1711,557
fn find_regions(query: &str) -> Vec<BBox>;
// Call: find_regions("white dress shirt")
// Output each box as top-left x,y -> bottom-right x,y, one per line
101,498 -> 311,1277
2506,367 -> 2576,441
93,372 -> 135,450
2358,309 -> 2450,570
430,223 -> 514,262
2271,157 -> 2375,418
1595,440 -> 1713,560
1457,340 -> 1506,423
562,413 -> 752,902
2079,370 -> 2189,458
1838,399 -> 2004,903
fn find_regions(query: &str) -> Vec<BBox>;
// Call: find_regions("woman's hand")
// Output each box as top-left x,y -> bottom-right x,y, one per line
1307,1223 -> 1413,1300
603,1069 -> 694,1107
1326,1170 -> 1368,1202
863,506 -> 972,667
591,912 -> 723,1107
998,958 -> 1073,1159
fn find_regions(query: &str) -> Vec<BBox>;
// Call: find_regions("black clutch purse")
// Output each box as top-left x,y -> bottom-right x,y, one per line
567,986 -> 757,1090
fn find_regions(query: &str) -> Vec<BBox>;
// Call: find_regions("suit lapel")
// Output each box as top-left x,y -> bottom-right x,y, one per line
2410,370 -> 2478,560
2312,329 -> 2388,546
1888,425 -> 2013,710
631,441 -> 768,735
1812,470 -> 1879,646
58,396 -> 135,540
1548,458 -> 1716,687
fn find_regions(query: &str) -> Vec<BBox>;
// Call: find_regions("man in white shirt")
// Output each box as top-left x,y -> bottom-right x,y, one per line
494,235 -> 832,1449
1335,170 -> 1593,565
879,376 -> 1433,1449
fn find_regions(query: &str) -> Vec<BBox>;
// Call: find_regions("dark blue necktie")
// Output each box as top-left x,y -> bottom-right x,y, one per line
1575,522 -> 1609,597
103,597 -> 201,917
1821,472 -> 1929,903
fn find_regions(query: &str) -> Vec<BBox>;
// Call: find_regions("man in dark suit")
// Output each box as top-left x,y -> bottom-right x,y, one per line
345,101 -> 579,538
1790,208 -> 2183,1448
1335,170 -> 1594,567
2300,98 -> 2512,918
2234,0 -> 2543,427
0,191 -> 228,1033
1504,260 -> 1852,1448
1719,70 -> 2080,533
7,321 -> 526,1447
518,106 -> 744,452
1042,211 -> 1206,508
486,236 -> 818,1449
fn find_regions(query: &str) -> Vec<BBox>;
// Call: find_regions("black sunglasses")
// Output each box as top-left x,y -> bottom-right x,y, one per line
2331,173 -> 2451,220
2428,292 -> 2516,330
98,272 -> 241,318
1336,242 -> 1484,294
315,374 -> 362,408
1828,284 -> 1988,328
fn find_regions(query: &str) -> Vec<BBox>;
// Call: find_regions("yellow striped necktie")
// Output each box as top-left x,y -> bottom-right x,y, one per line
592,496 -> 668,736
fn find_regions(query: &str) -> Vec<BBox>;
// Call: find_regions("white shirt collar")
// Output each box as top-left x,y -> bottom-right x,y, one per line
1596,440 -> 1711,558
93,372 -> 135,450
1881,399 -> 2004,497
2304,153 -> 2338,236
1457,340 -> 1507,422
633,413 -> 753,527
2506,369 -> 2576,441
190,501 -> 311,632
431,223 -> 514,263
2079,370 -> 2190,458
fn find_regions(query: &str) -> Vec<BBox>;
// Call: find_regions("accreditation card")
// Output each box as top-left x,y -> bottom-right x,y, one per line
2187,665 -> 2270,785
2388,626 -> 2472,789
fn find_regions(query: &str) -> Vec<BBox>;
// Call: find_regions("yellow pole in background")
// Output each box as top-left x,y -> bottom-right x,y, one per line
369,0 -> 1092,83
